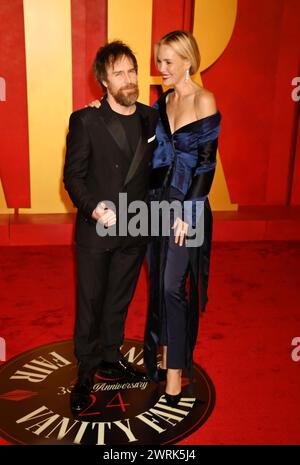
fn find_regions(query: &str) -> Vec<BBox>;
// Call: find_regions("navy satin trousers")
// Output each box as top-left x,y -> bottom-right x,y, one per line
159,228 -> 190,369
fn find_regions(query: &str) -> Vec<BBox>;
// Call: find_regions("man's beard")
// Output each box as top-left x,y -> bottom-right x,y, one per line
109,84 -> 139,107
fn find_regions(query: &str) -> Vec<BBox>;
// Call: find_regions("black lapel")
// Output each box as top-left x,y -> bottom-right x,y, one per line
123,107 -> 150,187
96,98 -> 132,161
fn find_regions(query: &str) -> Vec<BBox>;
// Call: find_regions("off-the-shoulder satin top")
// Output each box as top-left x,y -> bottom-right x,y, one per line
151,89 -> 221,225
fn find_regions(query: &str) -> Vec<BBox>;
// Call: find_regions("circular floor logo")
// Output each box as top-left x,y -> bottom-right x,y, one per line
0,340 -> 215,445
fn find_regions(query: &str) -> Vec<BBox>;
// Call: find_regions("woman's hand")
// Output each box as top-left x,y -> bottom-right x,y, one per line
172,217 -> 189,246
87,99 -> 101,108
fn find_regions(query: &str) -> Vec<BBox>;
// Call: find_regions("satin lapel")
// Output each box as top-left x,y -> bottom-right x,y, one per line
158,89 -> 173,139
96,100 -> 132,161
123,113 -> 149,187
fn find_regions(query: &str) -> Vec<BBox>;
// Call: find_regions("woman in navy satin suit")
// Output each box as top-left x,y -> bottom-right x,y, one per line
144,30 -> 221,406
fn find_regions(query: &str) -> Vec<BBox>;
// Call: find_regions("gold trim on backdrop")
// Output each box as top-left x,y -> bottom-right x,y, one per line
193,0 -> 238,210
108,0 -> 153,105
194,0 -> 238,72
21,0 -> 73,213
0,181 -> 14,213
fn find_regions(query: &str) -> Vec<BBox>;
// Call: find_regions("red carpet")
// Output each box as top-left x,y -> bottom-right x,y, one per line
0,241 -> 300,444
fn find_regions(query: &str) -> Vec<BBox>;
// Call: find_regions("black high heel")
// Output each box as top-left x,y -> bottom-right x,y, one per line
164,391 -> 182,407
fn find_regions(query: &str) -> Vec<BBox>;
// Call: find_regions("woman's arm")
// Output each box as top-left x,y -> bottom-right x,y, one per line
183,90 -> 220,227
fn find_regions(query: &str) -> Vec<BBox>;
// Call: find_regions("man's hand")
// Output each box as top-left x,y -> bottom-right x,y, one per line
172,217 -> 189,247
92,202 -> 116,227
87,99 -> 101,108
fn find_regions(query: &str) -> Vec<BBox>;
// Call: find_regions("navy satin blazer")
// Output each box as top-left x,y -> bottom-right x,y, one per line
150,89 -> 221,226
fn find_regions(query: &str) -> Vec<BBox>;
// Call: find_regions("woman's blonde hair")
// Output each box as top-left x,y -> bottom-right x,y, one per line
155,30 -> 200,75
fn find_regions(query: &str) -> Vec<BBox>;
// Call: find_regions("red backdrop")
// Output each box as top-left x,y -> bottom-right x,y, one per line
0,0 -> 30,208
0,0 -> 299,209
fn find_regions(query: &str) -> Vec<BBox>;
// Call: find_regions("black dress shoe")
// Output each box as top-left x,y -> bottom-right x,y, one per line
98,356 -> 149,381
70,382 -> 92,411
164,391 -> 182,407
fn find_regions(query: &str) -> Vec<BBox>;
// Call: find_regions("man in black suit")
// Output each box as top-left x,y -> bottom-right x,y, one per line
63,41 -> 158,411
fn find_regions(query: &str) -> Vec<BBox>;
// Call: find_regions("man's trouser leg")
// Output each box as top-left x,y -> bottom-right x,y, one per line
74,244 -> 146,382
75,245 -> 112,383
99,245 -> 146,363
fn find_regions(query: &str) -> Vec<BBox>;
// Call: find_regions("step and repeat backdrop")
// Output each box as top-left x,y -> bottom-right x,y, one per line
0,0 -> 299,215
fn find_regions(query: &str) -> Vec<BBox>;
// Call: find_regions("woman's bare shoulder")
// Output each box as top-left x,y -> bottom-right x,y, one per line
194,87 -> 217,119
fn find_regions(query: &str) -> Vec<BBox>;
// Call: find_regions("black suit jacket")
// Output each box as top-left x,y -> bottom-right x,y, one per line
63,98 -> 158,248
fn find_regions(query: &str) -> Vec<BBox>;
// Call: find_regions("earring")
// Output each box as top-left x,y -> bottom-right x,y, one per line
184,69 -> 190,82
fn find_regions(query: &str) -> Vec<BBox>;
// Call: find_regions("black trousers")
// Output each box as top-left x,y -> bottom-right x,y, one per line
75,243 -> 146,382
